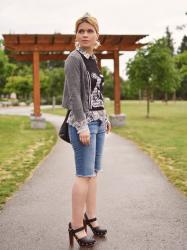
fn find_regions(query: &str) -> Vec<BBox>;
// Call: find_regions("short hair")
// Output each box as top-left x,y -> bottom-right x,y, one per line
75,14 -> 99,34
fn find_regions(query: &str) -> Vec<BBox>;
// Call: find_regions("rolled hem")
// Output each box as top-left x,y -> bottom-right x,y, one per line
95,168 -> 104,173
76,174 -> 97,177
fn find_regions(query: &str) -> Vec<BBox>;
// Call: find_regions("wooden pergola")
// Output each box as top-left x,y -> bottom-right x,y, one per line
3,33 -> 148,119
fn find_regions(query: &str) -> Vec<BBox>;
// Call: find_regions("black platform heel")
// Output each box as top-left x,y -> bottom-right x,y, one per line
68,222 -> 96,247
83,213 -> 107,237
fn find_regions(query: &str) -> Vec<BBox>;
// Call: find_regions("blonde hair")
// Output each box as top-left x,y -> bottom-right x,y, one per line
75,14 -> 99,34
74,14 -> 101,49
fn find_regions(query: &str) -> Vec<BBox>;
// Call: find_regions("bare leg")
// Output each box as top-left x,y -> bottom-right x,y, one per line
85,175 -> 99,227
71,176 -> 90,238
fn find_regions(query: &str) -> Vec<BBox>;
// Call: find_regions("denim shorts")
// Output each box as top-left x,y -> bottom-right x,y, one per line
68,120 -> 106,177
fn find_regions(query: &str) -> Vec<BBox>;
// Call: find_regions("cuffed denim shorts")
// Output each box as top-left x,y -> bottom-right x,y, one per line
68,119 -> 106,177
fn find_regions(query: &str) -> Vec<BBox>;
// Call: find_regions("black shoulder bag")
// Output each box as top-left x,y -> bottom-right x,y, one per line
59,110 -> 71,143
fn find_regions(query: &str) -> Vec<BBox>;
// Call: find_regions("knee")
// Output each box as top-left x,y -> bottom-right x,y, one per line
76,176 -> 91,182
76,174 -> 97,182
89,175 -> 97,181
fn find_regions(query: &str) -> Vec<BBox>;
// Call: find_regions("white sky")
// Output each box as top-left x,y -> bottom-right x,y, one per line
0,0 -> 186,79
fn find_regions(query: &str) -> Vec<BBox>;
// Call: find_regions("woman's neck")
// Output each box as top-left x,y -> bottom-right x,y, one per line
80,46 -> 94,56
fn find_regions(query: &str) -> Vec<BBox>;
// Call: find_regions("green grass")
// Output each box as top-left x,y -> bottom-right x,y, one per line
43,100 -> 187,196
0,115 -> 57,209
42,107 -> 67,116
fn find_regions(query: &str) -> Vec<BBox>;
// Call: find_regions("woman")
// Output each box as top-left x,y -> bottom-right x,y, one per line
62,13 -> 111,247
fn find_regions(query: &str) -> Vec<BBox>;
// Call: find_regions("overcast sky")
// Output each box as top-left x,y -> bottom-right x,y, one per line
0,0 -> 186,79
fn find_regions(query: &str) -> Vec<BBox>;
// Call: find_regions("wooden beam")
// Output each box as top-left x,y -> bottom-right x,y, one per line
32,50 -> 41,117
11,54 -> 68,62
113,50 -> 121,114
4,43 -> 146,52
9,52 -> 118,62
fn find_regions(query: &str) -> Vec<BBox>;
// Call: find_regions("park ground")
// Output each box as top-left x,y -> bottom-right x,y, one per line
0,102 -> 187,250
43,100 -> 187,197
0,100 -> 187,209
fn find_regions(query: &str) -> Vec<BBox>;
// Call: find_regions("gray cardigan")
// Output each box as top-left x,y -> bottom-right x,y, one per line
62,49 -> 90,122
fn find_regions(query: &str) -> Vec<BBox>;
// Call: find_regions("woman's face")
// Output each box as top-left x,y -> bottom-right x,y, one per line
76,22 -> 99,50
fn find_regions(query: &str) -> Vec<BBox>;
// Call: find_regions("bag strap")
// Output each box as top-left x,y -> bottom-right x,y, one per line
64,109 -> 71,122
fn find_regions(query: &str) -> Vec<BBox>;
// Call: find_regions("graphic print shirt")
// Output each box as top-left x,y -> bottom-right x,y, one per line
67,47 -> 109,133
79,48 -> 105,111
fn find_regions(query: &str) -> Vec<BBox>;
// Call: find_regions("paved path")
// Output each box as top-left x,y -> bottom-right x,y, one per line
0,107 -> 187,250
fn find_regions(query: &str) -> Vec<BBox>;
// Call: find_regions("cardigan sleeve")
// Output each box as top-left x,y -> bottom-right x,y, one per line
64,55 -> 89,133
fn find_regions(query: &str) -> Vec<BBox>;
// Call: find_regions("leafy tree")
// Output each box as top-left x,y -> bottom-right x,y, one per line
4,64 -> 33,100
0,39 -> 3,48
5,75 -> 32,100
121,79 -> 139,100
0,50 -> 9,95
178,35 -> 187,53
127,47 -> 154,117
41,59 -> 65,69
41,67 -> 65,104
165,26 -> 175,55
127,37 -> 180,117
101,66 -> 114,100
149,38 -> 181,103
175,51 -> 187,99
0,49 -> 17,95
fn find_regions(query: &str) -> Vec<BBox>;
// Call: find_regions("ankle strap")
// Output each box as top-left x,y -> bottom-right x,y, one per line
84,213 -> 97,223
87,217 -> 97,223
73,225 -> 85,233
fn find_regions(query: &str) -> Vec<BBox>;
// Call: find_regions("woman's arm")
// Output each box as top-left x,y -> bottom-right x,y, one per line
64,55 -> 88,128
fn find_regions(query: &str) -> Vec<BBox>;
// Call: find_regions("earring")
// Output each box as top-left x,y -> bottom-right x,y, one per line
75,41 -> 80,48
94,40 -> 101,49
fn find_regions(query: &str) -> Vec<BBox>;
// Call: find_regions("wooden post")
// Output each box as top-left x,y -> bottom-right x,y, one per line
32,50 -> 41,117
114,49 -> 121,114
97,58 -> 102,71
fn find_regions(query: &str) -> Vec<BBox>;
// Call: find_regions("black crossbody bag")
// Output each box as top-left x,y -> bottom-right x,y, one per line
59,110 -> 71,143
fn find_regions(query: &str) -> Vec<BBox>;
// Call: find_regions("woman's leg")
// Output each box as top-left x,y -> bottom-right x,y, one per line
85,175 -> 99,227
85,121 -> 105,227
71,176 -> 90,238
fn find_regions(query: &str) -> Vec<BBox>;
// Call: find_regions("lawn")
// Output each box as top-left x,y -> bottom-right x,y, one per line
43,100 -> 187,196
0,115 -> 57,209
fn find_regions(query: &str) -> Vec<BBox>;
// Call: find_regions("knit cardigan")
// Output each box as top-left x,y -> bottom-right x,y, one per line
62,49 -> 90,124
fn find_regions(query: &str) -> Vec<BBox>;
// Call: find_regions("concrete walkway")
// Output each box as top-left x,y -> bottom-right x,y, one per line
0,106 -> 187,250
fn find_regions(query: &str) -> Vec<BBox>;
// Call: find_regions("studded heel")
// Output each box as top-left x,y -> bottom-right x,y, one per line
68,222 -> 96,247
83,213 -> 107,237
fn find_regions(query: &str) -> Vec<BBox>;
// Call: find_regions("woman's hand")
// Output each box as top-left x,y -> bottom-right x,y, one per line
79,129 -> 90,145
106,121 -> 112,134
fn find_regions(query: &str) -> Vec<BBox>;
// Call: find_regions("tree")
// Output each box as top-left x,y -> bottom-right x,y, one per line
0,50 -> 9,95
41,67 -> 65,104
101,66 -> 114,100
178,35 -> 187,54
0,49 -> 17,95
4,64 -> 33,100
127,37 -> 181,118
127,47 -> 154,117
121,78 -> 140,100
0,39 -> 3,48
149,38 -> 181,103
165,26 -> 177,100
175,51 -> 187,99
165,26 -> 175,55
41,59 -> 65,69
5,75 -> 32,100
